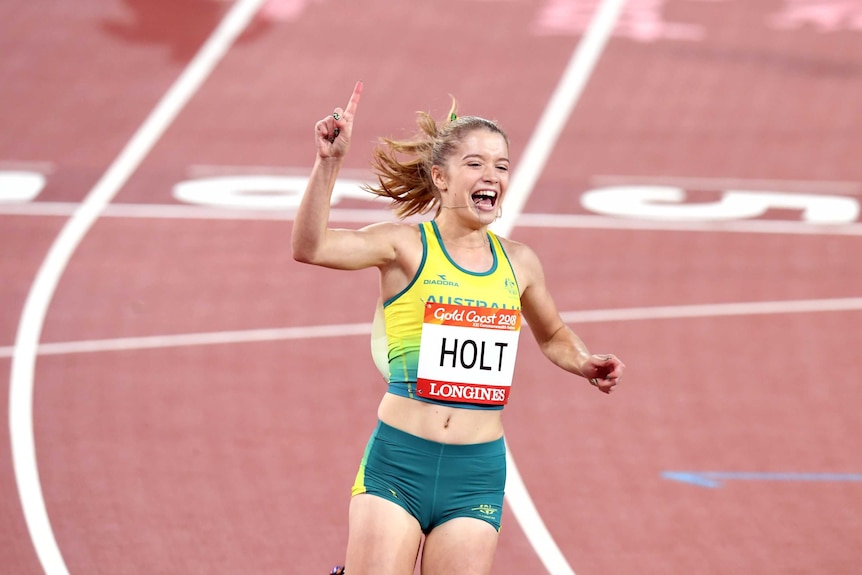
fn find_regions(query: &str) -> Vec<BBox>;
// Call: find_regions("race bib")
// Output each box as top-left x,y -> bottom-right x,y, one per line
416,302 -> 521,405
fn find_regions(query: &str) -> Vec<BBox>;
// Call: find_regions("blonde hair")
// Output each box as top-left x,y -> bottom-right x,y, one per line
362,99 -> 508,218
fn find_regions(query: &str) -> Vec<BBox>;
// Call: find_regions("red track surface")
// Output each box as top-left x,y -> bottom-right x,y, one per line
2,1 -> 861,574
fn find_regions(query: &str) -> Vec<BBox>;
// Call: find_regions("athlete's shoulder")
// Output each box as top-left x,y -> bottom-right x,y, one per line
362,221 -> 425,270
494,234 -> 543,283
495,234 -> 536,260
361,220 -> 423,240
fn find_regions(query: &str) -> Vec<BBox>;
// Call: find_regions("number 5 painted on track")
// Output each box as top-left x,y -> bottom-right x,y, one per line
581,186 -> 859,224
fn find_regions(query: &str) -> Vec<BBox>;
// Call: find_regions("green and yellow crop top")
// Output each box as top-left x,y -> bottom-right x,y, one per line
375,220 -> 522,410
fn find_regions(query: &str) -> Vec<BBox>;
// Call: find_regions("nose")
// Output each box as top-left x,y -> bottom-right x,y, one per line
483,165 -> 498,183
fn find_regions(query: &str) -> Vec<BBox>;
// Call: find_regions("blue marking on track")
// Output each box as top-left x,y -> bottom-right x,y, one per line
662,471 -> 862,488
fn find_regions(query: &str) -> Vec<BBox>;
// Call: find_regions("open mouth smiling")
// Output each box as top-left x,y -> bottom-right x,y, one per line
471,190 -> 498,210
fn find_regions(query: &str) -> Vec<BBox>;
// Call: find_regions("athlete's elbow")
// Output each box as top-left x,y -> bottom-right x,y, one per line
292,244 -> 319,265
291,235 -> 321,265
292,249 -> 311,264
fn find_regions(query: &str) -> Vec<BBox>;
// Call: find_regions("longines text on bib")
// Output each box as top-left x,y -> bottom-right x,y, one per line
416,302 -> 521,405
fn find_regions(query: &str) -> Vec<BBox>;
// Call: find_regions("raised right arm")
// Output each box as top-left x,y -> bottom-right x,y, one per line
291,82 -> 400,271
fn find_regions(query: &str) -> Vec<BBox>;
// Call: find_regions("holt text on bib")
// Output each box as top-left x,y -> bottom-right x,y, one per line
416,302 -> 521,406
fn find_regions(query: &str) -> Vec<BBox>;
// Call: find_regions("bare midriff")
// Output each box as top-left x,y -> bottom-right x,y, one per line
377,392 -> 504,445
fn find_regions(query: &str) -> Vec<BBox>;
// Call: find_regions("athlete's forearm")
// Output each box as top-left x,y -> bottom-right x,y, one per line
539,325 -> 592,378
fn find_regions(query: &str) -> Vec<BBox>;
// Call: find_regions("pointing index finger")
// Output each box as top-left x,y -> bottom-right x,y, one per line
344,81 -> 362,119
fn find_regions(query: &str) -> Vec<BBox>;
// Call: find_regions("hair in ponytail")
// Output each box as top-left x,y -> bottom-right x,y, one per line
363,98 -> 508,218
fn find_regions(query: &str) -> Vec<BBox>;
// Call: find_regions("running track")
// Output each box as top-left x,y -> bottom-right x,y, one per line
2,1 -> 861,574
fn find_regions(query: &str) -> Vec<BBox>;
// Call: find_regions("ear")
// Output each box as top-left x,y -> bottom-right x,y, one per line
430,164 -> 447,191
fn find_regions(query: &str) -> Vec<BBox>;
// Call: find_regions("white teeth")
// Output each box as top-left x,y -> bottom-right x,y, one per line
471,190 -> 498,210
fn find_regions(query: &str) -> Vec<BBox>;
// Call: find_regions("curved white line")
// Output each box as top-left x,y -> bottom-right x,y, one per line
7,1 -> 267,573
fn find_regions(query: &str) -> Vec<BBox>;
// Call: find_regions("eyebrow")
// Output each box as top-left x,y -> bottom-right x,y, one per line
462,153 -> 510,163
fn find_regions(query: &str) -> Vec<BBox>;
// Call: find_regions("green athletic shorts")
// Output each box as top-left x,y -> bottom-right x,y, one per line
351,420 -> 506,533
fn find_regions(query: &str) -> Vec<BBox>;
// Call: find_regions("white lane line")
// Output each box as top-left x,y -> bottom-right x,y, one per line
0,323 -> 374,358
1,297 -> 859,360
492,1 -> 628,573
0,202 -> 408,223
515,213 -> 862,236
7,1 -> 268,574
559,297 -> 862,324
493,0 -> 627,237
6,203 -> 860,236
591,175 -> 862,195
493,0 -> 625,575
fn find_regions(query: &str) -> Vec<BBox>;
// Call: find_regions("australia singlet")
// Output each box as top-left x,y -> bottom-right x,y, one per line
380,220 -> 522,410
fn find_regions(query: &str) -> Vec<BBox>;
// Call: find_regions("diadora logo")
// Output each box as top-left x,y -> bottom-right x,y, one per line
471,504 -> 499,517
423,274 -> 460,287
